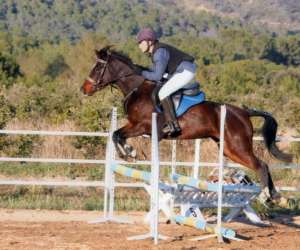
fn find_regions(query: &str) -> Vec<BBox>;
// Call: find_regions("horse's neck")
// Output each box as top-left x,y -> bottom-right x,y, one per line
117,75 -> 146,96
120,78 -> 155,115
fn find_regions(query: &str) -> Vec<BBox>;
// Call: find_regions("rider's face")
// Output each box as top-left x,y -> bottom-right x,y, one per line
139,40 -> 149,53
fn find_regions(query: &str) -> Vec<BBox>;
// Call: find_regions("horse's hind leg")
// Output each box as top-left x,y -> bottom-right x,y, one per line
223,138 -> 278,202
256,159 -> 279,201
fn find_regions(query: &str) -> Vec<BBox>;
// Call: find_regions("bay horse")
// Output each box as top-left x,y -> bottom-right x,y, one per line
81,46 -> 293,204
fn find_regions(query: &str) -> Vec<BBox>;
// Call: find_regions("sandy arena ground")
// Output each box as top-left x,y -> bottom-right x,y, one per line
0,209 -> 300,250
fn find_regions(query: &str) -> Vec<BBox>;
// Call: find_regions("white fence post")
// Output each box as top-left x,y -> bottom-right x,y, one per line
171,140 -> 177,176
151,112 -> 160,244
101,108 -> 117,219
217,105 -> 226,242
90,107 -> 132,224
128,112 -> 169,244
193,139 -> 201,179
108,107 -> 117,218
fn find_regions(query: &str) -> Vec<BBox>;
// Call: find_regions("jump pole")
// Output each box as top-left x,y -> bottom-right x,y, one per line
173,215 -> 236,240
171,173 -> 260,193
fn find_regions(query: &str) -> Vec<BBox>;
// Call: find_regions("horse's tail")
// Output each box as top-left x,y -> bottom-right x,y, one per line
243,106 -> 293,162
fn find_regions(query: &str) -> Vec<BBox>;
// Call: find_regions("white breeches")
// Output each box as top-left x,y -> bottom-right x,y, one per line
158,69 -> 196,100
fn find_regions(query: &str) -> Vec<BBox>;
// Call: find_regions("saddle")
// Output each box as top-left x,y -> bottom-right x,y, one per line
151,81 -> 205,117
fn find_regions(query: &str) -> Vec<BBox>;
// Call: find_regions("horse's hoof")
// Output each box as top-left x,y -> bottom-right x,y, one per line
130,149 -> 137,158
258,187 -> 272,207
124,144 -> 137,159
277,197 -> 289,208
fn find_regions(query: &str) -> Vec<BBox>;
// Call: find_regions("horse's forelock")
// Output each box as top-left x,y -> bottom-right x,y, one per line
96,46 -> 131,64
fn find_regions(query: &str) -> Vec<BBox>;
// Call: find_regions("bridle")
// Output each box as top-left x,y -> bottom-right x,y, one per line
86,54 -> 136,91
86,57 -> 110,91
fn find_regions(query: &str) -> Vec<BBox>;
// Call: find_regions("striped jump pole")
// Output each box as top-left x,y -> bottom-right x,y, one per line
171,173 -> 260,193
173,215 -> 236,240
111,164 -> 151,183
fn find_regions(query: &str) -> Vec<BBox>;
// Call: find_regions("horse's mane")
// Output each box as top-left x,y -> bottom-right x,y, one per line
110,50 -> 134,67
112,50 -> 150,74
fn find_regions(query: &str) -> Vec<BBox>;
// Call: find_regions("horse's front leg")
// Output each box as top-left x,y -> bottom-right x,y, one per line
112,122 -> 147,159
112,129 -> 129,158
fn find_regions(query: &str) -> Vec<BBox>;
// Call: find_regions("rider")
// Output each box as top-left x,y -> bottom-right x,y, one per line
137,27 -> 196,136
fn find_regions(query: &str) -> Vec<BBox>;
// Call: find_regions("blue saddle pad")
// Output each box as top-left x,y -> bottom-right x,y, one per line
176,91 -> 205,117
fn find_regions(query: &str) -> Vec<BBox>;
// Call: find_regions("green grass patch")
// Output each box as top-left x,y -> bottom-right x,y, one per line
0,162 -> 104,180
0,186 -> 149,211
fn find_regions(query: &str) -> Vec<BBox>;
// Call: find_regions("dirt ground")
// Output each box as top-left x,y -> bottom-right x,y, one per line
0,209 -> 300,250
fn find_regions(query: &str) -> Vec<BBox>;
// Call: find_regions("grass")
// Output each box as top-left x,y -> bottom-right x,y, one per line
0,162 -> 151,211
0,185 -> 150,211
0,162 -> 196,211
0,162 -> 104,180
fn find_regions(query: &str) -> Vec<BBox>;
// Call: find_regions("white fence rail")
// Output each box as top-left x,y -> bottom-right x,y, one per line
0,130 -> 108,137
0,108 -> 299,193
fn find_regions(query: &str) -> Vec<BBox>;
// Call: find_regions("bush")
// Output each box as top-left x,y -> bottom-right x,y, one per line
0,52 -> 22,88
0,94 -> 14,129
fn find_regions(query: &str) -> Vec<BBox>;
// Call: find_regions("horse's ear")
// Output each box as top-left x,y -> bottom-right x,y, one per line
103,45 -> 114,55
95,48 -> 108,59
104,44 -> 114,50
95,49 -> 101,57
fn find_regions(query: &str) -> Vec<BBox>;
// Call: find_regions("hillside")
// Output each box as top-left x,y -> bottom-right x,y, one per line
0,0 -> 243,44
177,0 -> 300,33
1,0 -> 298,45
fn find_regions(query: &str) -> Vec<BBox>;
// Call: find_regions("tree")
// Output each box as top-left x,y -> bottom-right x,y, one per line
261,35 -> 300,66
0,52 -> 22,88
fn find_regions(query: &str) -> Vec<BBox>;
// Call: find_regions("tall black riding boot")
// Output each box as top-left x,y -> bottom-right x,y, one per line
160,97 -> 181,136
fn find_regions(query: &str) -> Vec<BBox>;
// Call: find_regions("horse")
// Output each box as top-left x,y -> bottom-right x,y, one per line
81,46 -> 293,204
